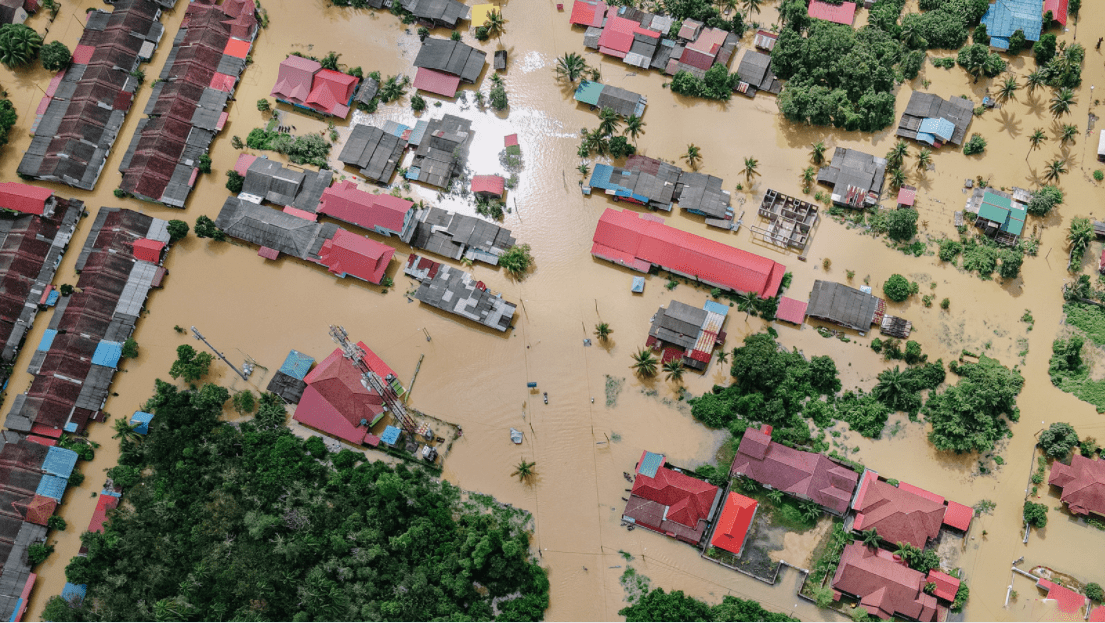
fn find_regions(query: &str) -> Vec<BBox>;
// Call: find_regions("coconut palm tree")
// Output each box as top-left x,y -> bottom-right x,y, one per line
801,166 -> 816,191
888,168 -> 907,190
915,148 -> 932,171
0,24 -> 42,69
663,359 -> 685,383
741,157 -> 760,184
736,294 -> 755,319
899,18 -> 927,50
485,10 -> 505,43
597,107 -> 622,137
594,322 -> 612,342
682,143 -> 702,170
1069,217 -> 1094,266
112,417 -> 142,444
1060,123 -> 1078,145
1044,158 -> 1068,183
1050,88 -> 1076,117
1027,128 -> 1046,160
623,114 -> 645,144
1025,70 -> 1046,94
872,366 -> 909,410
715,350 -> 730,366
811,140 -> 826,165
512,458 -> 536,483
886,140 -> 908,169
631,348 -> 658,377
741,0 -> 763,20
555,52 -> 589,84
577,163 -> 590,177
996,76 -> 1019,103
861,528 -> 881,550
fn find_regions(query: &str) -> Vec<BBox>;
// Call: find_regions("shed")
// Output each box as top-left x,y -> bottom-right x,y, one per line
380,425 -> 402,446
494,50 -> 506,70
806,280 -> 880,331
710,492 -> 757,556
471,174 -> 505,198
897,185 -> 916,207
776,297 -> 807,325
279,350 -> 315,381
942,500 -> 973,531
129,411 -> 155,435
35,474 -> 68,501
631,276 -> 645,293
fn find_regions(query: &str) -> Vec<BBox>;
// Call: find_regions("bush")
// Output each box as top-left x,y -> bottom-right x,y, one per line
474,25 -> 489,41
0,99 -> 14,148
952,583 -> 970,612
121,338 -> 139,359
941,297 -> 950,310
194,215 -> 226,241
226,170 -> 244,194
883,274 -> 912,302
939,239 -> 962,262
27,542 -> 53,566
500,244 -> 533,279
1026,185 -> 1063,216
167,219 -> 189,242
489,80 -> 509,111
1086,583 -> 1104,603
998,248 -> 1023,279
39,40 -> 70,71
68,469 -> 84,486
962,133 -> 987,155
887,208 -> 918,242
1039,422 -> 1080,458
46,515 -> 66,531
1007,29 -> 1027,55
197,153 -> 212,174
410,93 -> 426,112
1096,170 -> 1104,182
1023,500 -> 1048,528
900,50 -> 925,80
1034,33 -> 1057,65
232,390 -> 256,414
256,98 -> 270,112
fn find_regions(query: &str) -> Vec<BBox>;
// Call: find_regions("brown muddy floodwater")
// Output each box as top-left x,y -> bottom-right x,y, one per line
4,0 -> 1105,620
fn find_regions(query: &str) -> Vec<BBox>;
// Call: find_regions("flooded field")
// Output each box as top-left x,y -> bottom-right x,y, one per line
3,0 -> 1105,620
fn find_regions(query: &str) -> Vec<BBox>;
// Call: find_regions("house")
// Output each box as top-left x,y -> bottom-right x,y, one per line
808,0 -> 857,25
237,155 -> 334,213
317,180 -> 414,237
587,162 -> 679,212
1037,578 -> 1088,614
596,15 -> 659,60
338,124 -> 409,185
967,187 -> 1029,246
677,172 -> 732,225
896,92 -> 974,147
646,299 -> 728,371
753,29 -> 778,51
1044,0 -> 1068,25
832,543 -> 940,621
573,80 -> 647,118
271,55 -> 359,118
816,148 -> 887,208
776,297 -> 808,325
400,0 -> 470,28
591,208 -> 787,298
407,114 -> 472,188
129,411 -> 154,435
806,280 -> 885,333
402,207 -> 516,265
734,50 -> 782,97
981,0 -> 1043,50
850,473 -> 947,548
17,0 -> 165,190
316,230 -> 394,285
1049,453 -> 1105,518
666,26 -> 738,77
0,0 -> 26,24
0,183 -> 54,215
216,196 -> 339,262
622,450 -> 722,545
569,0 -> 607,27
413,38 -> 486,94
471,175 -> 506,200
355,76 -> 379,109
730,426 -> 859,514
118,0 -> 257,207
897,186 -> 917,209
709,491 -> 758,556
404,254 -> 517,331
293,345 -> 399,446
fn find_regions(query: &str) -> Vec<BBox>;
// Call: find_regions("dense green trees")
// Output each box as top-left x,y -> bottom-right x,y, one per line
883,274 -> 912,302
956,43 -> 1005,81
1039,422 -> 1080,459
47,378 -> 549,621
925,356 -> 1023,453
659,0 -> 744,33
670,64 -> 736,100
168,344 -> 214,383
902,0 -> 989,50
246,128 -> 332,167
1049,335 -> 1085,384
500,243 -> 533,279
620,588 -> 795,622
0,98 -> 14,148
1026,185 -> 1063,216
166,219 -> 189,242
39,40 -> 69,71
1023,500 -> 1048,527
887,208 -> 918,242
0,24 -> 41,68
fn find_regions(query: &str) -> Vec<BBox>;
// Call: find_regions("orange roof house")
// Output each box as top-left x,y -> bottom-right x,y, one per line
709,492 -> 757,556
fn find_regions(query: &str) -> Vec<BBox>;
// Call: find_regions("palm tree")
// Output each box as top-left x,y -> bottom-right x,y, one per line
512,458 -> 536,483
623,114 -> 645,144
741,0 -> 763,20
1027,128 -> 1046,160
888,168 -> 907,190
899,18 -> 927,50
810,140 -> 826,166
682,144 -> 702,170
872,366 -> 909,411
996,76 -> 1019,103
915,148 -> 932,171
0,24 -> 42,68
1025,70 -> 1046,94
597,107 -> 622,137
1044,158 -> 1068,183
631,348 -> 658,377
594,322 -> 612,342
800,501 -> 820,522
555,52 -> 589,84
715,350 -> 730,366
1060,123 -> 1078,145
1069,217 -> 1094,268
767,489 -> 784,504
886,140 -> 908,169
742,157 -> 760,184
893,542 -> 912,561
485,9 -> 505,43
112,417 -> 142,444
577,163 -> 590,177
801,166 -> 816,191
736,293 -> 755,319
861,528 -> 881,550
663,359 -> 685,383
1050,88 -> 1076,117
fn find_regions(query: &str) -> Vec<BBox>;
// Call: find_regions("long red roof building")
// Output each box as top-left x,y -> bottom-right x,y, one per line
316,180 -> 414,237
592,208 -> 786,298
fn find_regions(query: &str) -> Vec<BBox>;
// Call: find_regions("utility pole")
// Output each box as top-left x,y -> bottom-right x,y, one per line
191,326 -> 250,381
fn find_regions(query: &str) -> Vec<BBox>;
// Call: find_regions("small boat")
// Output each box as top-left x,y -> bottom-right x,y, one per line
510,428 -> 523,444
543,392 -> 548,404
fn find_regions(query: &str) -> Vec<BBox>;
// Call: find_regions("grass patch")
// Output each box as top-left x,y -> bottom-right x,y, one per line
1064,303 -> 1105,345
807,521 -> 849,586
733,477 -> 820,532
1052,373 -> 1105,413
604,375 -> 624,408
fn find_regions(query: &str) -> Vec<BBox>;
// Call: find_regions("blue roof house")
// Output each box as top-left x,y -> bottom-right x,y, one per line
130,411 -> 155,435
278,350 -> 315,381
42,447 -> 78,479
916,118 -> 956,146
380,425 -> 402,447
981,0 -> 1043,50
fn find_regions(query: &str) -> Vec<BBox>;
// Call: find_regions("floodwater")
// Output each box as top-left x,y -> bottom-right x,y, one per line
3,0 -> 1105,620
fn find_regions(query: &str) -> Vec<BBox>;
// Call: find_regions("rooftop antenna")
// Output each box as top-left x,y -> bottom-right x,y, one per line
191,326 -> 250,381
328,325 -> 419,437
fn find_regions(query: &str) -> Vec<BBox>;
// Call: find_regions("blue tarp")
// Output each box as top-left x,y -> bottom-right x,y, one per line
101,488 -> 122,498
278,350 -> 315,381
35,474 -> 67,501
36,329 -> 56,352
61,583 -> 87,603
406,166 -> 421,181
45,290 -> 59,306
703,300 -> 730,317
380,425 -> 401,445
91,341 -> 122,368
42,446 -> 78,478
638,451 -> 664,478
631,276 -> 645,293
130,411 -> 155,435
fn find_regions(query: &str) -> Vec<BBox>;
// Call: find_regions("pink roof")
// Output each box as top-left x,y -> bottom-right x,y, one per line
631,455 -> 718,530
34,95 -> 49,116
216,111 -> 229,131
38,285 -> 53,306
710,492 -> 757,555
1044,0 -> 1068,25
679,48 -> 715,71
210,72 -> 237,92
317,180 -> 414,234
72,44 -> 95,65
132,238 -> 165,263
808,0 -> 857,25
305,69 -> 358,117
222,38 -> 251,59
1038,579 -> 1087,614
233,153 -> 257,176
1090,605 -> 1105,622
942,501 -> 972,531
258,246 -> 280,260
87,494 -> 119,533
23,495 -> 56,526
898,482 -> 944,504
1049,454 -> 1105,518
44,71 -> 64,97
731,427 -> 858,514
471,174 -> 505,197
271,55 -> 321,104
686,26 -> 727,57
833,543 -> 939,621
853,478 -> 945,548
283,206 -> 317,221
295,348 -> 387,445
925,570 -> 960,602
0,183 -> 52,215
897,186 -> 916,206
776,296 -> 807,324
592,209 -> 786,298
596,15 -> 656,56
316,229 -> 394,284
504,133 -> 519,147
569,0 -> 605,26
413,67 -> 462,98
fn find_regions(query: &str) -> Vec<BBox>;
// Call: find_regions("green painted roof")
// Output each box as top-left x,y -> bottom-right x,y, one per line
1001,214 -> 1025,236
983,190 -> 1013,210
976,200 -> 1009,224
574,80 -> 604,106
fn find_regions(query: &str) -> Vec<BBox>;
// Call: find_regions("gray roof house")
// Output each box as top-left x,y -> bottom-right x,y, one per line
413,38 -> 486,84
734,50 -> 782,97
401,207 -> 516,265
408,114 -> 472,189
400,0 -> 470,28
404,254 -> 516,331
338,124 -> 408,185
239,157 -> 333,213
816,148 -> 887,208
646,299 -> 728,371
677,171 -> 732,224
896,92 -> 974,146
806,280 -> 883,332
597,84 -> 648,118
355,76 -> 380,107
216,197 -> 337,261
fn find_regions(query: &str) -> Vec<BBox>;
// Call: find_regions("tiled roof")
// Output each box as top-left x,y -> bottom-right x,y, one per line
808,0 -> 856,25
1049,454 -> 1105,518
1038,579 -> 1087,614
271,55 -> 321,103
1044,0 -> 1068,25
852,477 -> 945,548
942,500 -> 973,531
131,238 -> 164,263
471,174 -> 505,197
316,229 -> 394,285
710,492 -> 757,555
413,66 -> 462,97
833,543 -> 938,621
731,427 -> 858,514
317,181 -> 413,235
87,491 -> 119,533
305,69 -> 358,117
925,570 -> 960,602
631,458 -> 717,530
294,348 -> 388,445
776,296 -> 807,325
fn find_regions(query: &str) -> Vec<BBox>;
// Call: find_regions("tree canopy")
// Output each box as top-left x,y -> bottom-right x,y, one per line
620,588 -> 795,622
924,356 -> 1023,453
1038,422 -> 1079,459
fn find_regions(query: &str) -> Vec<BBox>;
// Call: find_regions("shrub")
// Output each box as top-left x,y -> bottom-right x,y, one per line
0,24 -> 42,68
474,25 -> 489,41
941,297 -> 950,310
194,215 -> 225,241
68,469 -> 84,486
1034,33 -> 1057,65
121,338 -> 139,359
1026,185 -> 1063,216
1096,170 -> 1105,182
256,98 -> 270,112
1086,583 -> 1104,603
1023,500 -> 1048,527
226,170 -> 244,194
39,40 -> 70,71
46,515 -> 66,531
232,390 -> 256,414
1039,422 -> 1079,458
939,239 -> 962,262
489,80 -> 509,111
500,244 -> 533,279
410,94 -> 426,112
883,274 -> 912,302
887,208 -> 918,242
27,542 -> 53,566
962,133 -> 987,155
1007,29 -> 1027,55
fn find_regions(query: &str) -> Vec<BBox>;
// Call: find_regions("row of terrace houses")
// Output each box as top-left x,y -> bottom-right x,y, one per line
587,155 -> 733,226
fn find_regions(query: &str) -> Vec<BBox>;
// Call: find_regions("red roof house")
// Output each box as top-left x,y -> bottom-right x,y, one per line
808,0 -> 857,25
271,55 -> 319,103
569,0 -> 606,27
592,208 -> 786,299
21,495 -> 57,526
942,500 -> 972,531
471,174 -> 506,199
925,570 -> 960,602
87,494 -> 119,533
132,238 -> 165,264
413,67 -> 463,98
832,543 -> 939,621
623,450 -> 721,545
0,183 -> 53,215
776,296 -> 807,325
1044,0 -> 1068,25
293,345 -> 394,446
596,15 -> 658,59
316,229 -> 394,285
317,180 -> 414,236
272,56 -> 359,117
710,492 -> 757,556
730,427 -> 858,514
1090,605 -> 1105,622
1049,454 -> 1105,518
896,186 -> 916,207
1037,579 -> 1088,614
851,472 -> 946,548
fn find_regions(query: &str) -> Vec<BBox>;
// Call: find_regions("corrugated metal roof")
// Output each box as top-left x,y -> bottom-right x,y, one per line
129,410 -> 154,434
638,451 -> 664,478
42,446 -> 78,478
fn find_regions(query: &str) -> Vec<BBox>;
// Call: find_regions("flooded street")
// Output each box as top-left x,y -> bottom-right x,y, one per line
3,0 -> 1105,620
